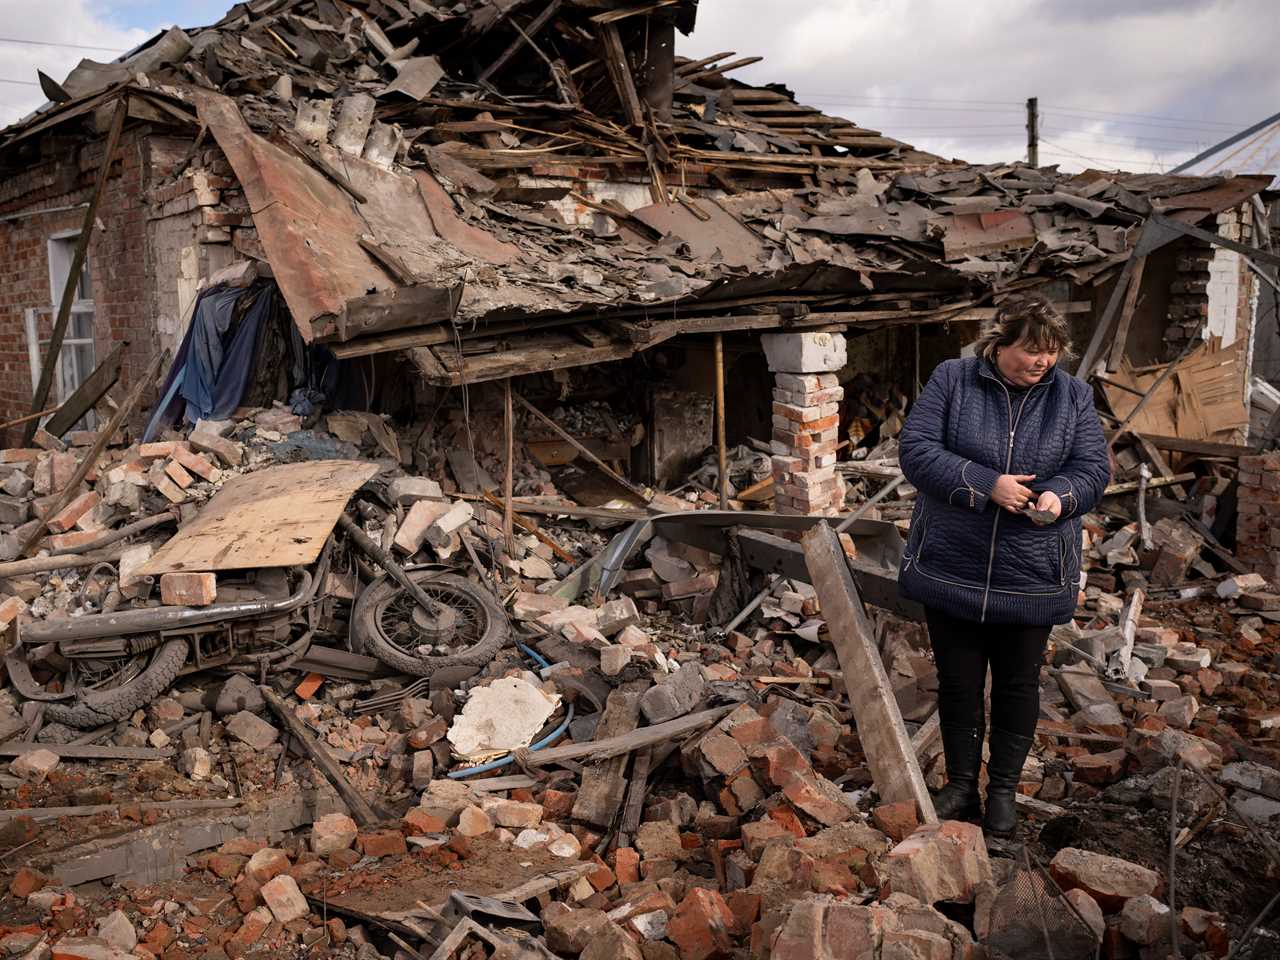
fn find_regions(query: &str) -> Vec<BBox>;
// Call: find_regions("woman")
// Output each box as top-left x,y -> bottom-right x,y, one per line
897,294 -> 1110,837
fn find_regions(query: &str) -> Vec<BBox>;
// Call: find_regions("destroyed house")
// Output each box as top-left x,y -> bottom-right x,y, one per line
0,0 -> 1276,530
5,4 -> 1280,954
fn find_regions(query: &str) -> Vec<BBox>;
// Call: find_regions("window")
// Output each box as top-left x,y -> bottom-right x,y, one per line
25,233 -> 98,428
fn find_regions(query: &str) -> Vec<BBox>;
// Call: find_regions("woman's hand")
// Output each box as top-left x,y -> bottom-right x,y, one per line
1033,490 -> 1062,521
991,473 -> 1037,513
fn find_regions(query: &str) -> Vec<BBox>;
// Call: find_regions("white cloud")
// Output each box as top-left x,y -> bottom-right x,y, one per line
679,0 -> 1280,173
0,1 -> 149,125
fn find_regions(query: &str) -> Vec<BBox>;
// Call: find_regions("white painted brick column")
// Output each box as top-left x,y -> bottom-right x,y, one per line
763,332 -> 847,516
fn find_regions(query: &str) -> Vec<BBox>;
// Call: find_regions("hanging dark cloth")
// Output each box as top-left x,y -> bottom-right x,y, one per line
144,280 -> 277,440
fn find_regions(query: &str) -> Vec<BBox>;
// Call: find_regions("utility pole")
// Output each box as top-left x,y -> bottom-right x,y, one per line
1026,96 -> 1039,167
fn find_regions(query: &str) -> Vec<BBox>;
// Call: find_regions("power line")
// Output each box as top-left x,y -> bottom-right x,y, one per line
0,36 -> 129,53
1039,137 -> 1170,170
0,77 -> 39,87
791,91 -> 1246,133
1045,111 -> 1244,136
1044,127 -> 1214,148
1042,103 -> 1245,129
794,101 -> 1020,115
794,91 -> 1024,107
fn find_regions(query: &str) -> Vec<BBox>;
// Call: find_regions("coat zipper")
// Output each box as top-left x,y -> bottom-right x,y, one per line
980,377 -> 1045,621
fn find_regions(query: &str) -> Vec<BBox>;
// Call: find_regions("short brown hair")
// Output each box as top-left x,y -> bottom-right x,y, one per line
975,293 -> 1075,362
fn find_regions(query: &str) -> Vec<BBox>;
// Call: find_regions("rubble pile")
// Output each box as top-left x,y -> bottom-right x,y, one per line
0,380 -> 1275,960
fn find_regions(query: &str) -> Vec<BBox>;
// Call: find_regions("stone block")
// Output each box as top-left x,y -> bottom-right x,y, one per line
1048,847 -> 1161,912
388,475 -> 444,504
762,332 -> 847,373
314,814 -> 360,855
881,820 -> 993,905
260,874 -> 309,924
225,710 -> 279,750
10,748 -> 59,784
640,663 -> 705,724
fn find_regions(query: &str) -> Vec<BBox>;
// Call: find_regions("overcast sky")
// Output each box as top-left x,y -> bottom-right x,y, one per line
1,0 -> 1277,174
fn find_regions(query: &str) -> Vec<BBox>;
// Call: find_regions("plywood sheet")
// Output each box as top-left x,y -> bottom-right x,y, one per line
140,460 -> 379,575
1101,337 -> 1248,443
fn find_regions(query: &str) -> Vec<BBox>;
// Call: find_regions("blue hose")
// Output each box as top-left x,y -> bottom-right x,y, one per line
517,641 -> 551,670
447,702 -> 574,779
447,639 -> 568,780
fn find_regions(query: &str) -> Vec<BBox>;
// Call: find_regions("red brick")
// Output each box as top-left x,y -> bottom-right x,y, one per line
46,490 -> 100,533
614,846 -> 640,886
358,830 -> 407,858
159,572 -> 217,606
9,867 -> 49,898
666,887 -> 734,960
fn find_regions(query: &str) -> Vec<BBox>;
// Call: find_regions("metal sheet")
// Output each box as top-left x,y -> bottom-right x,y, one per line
631,199 -> 767,268
194,91 -> 524,341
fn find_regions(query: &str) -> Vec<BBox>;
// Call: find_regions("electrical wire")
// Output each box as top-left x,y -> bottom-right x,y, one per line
0,36 -> 130,53
0,78 -> 38,87
1038,137 -> 1170,170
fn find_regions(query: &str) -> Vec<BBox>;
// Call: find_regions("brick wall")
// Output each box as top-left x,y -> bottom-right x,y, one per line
1164,204 -> 1257,360
0,128 -> 153,439
1237,452 -> 1280,581
0,125 -> 253,445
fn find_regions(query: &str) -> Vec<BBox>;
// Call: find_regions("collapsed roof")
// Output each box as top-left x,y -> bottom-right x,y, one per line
1,0 -> 1272,384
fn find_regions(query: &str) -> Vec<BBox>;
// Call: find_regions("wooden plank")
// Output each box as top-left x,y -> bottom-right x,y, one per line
260,686 -> 381,827
315,283 -> 464,343
1103,472 -> 1194,495
1077,245 -> 1144,379
19,349 -> 168,556
24,98 -> 128,444
1133,433 -> 1186,501
598,23 -> 643,126
523,706 -> 732,768
140,460 -> 378,575
0,798 -> 241,821
1106,255 -> 1146,372
0,743 -> 171,760
618,745 -> 651,842
431,337 -> 636,386
800,523 -> 936,821
571,689 -> 641,828
43,341 -> 124,438
1123,433 -> 1252,459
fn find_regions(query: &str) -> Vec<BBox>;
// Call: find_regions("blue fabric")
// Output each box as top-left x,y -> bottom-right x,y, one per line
181,284 -> 271,423
145,282 -> 275,441
897,356 -> 1111,625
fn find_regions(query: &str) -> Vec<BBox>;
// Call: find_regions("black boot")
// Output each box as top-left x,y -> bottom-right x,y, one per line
983,727 -> 1035,838
932,725 -> 983,821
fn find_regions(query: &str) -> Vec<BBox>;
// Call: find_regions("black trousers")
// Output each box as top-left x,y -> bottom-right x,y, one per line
924,606 -> 1050,738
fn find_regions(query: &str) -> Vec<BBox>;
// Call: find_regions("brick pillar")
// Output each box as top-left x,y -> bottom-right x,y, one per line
763,332 -> 847,517
1237,452 -> 1280,582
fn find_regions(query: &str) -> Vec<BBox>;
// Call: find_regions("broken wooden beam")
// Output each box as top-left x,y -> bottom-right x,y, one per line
24,98 -> 128,444
260,685 -> 382,827
513,391 -> 651,503
800,522 -> 937,823
572,689 -> 641,828
0,798 -> 241,821
522,705 -> 732,768
19,349 -> 169,556
0,743 -> 172,760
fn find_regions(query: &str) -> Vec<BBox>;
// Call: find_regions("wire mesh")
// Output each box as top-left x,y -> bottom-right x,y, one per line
985,849 -> 1101,960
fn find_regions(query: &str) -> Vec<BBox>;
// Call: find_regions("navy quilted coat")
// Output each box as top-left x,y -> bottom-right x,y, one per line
897,357 -> 1110,625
